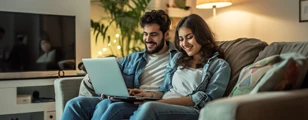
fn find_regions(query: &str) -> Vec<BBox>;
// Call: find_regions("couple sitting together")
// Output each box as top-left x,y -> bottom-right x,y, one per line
62,10 -> 231,120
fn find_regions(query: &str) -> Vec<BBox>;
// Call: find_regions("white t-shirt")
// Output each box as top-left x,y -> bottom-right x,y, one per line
139,51 -> 169,91
163,66 -> 203,99
36,49 -> 56,63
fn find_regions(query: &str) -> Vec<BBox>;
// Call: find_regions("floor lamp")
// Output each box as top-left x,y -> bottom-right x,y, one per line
196,0 -> 232,32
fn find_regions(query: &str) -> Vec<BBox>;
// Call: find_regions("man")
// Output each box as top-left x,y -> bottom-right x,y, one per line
62,10 -> 177,119
0,27 -> 8,72
9,34 -> 30,71
0,27 -> 4,41
0,27 -> 6,58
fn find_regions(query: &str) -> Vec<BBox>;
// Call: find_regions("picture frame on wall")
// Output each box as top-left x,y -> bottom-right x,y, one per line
300,0 -> 308,22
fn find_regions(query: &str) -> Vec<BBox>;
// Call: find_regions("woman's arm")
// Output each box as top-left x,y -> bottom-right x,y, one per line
157,59 -> 231,107
157,96 -> 194,106
190,59 -> 231,109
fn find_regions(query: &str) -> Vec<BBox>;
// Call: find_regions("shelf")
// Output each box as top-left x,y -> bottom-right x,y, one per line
0,112 -> 44,120
0,102 -> 55,115
0,78 -> 56,117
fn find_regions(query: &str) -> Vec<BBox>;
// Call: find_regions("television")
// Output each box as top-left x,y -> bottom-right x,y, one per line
0,11 -> 78,80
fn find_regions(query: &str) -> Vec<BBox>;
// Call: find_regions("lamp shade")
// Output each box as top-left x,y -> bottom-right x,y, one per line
196,0 -> 232,9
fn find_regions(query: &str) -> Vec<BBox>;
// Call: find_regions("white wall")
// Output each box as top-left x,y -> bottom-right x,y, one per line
191,0 -> 308,43
0,0 -> 91,64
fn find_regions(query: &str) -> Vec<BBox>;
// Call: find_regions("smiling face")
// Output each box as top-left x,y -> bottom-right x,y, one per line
178,27 -> 202,58
143,23 -> 168,55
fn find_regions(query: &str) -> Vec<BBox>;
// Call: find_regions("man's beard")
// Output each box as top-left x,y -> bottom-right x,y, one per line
145,37 -> 165,54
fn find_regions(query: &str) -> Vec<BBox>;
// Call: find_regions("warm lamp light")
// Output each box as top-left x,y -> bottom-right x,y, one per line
196,0 -> 232,17
196,0 -> 232,33
196,0 -> 232,9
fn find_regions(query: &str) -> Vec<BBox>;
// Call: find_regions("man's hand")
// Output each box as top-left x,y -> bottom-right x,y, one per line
100,94 -> 120,102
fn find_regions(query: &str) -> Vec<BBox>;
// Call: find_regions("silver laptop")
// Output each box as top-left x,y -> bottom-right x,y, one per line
82,57 -> 160,101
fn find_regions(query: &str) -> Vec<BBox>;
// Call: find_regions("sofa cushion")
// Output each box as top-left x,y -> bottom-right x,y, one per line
251,53 -> 308,93
229,53 -> 308,97
255,42 -> 308,89
218,38 -> 268,96
228,55 -> 277,96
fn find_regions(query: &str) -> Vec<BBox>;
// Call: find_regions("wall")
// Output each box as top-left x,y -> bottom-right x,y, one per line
90,0 -> 172,57
0,0 -> 91,67
191,0 -> 308,43
90,4 -> 111,58
90,0 -> 308,57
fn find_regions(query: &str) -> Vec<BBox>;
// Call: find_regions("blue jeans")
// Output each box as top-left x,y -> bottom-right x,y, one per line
61,96 -> 138,120
102,101 -> 199,120
130,102 -> 199,120
61,96 -> 100,120
62,97 -> 199,120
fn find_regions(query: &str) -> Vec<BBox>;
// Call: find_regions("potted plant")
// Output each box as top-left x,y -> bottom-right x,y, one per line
91,0 -> 151,57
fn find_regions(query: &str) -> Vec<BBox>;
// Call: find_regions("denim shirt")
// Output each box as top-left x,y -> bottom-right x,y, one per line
118,41 -> 177,88
159,52 -> 231,110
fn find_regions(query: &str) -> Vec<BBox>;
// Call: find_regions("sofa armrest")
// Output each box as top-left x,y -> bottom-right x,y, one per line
199,89 -> 308,120
54,77 -> 83,120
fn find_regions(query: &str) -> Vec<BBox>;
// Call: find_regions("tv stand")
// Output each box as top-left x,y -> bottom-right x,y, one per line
0,78 -> 56,120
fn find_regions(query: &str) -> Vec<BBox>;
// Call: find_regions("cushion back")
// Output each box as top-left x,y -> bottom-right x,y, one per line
218,38 -> 268,96
255,42 -> 308,61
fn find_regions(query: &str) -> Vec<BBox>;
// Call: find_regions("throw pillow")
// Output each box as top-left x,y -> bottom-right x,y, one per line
229,53 -> 308,97
228,55 -> 278,96
250,53 -> 308,93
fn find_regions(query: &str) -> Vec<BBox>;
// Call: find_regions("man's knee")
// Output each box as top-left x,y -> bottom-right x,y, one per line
96,99 -> 112,108
65,97 -> 86,108
66,97 -> 100,108
108,102 -> 126,109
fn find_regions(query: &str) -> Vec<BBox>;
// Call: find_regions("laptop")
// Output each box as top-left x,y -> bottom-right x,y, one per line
82,57 -> 160,101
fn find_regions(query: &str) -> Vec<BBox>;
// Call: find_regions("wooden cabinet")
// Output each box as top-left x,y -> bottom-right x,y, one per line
0,79 -> 56,120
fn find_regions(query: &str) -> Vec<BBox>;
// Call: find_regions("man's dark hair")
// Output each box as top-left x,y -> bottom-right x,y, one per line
140,10 -> 171,35
0,27 -> 5,34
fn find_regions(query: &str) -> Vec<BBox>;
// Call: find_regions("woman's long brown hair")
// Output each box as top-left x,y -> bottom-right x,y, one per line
174,14 -> 224,69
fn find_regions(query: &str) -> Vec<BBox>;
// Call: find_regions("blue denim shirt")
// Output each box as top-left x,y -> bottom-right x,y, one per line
159,52 -> 231,110
118,41 -> 177,88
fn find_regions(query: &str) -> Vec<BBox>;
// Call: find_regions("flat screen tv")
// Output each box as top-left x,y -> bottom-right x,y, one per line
0,11 -> 77,80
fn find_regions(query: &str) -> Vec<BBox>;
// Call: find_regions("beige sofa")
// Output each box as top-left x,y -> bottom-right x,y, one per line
54,38 -> 308,120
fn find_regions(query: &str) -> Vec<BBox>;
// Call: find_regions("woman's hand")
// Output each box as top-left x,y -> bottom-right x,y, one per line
128,89 -> 152,97
128,88 -> 142,96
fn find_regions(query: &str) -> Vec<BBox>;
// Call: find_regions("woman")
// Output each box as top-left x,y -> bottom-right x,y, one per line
84,14 -> 231,120
36,39 -> 56,63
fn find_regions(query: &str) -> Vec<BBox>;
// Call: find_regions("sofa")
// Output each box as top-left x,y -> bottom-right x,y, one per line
54,38 -> 308,120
